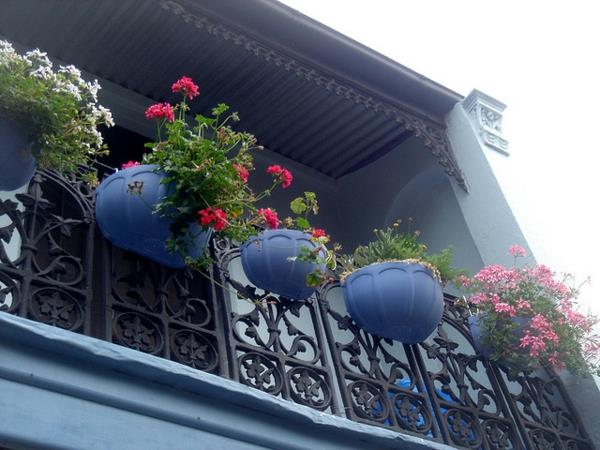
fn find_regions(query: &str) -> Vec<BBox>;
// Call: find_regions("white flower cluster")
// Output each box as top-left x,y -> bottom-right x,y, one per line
1,39 -> 114,148
1,40 -> 113,132
0,40 -> 18,65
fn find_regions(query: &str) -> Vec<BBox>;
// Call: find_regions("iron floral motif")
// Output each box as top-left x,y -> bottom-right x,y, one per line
171,329 -> 218,372
288,366 -> 331,410
114,312 -> 163,354
30,288 -> 83,331
239,352 -> 283,395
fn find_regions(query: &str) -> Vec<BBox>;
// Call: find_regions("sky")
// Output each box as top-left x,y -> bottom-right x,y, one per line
279,0 -> 600,314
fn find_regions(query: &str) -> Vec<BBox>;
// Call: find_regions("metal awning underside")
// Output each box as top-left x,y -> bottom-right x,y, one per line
0,0 -> 467,188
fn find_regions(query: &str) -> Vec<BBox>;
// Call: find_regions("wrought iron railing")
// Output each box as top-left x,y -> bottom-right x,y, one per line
0,170 -> 593,449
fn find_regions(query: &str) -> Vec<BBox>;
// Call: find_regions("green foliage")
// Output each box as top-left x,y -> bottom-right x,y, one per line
0,40 -> 113,185
284,192 -> 320,231
143,99 -> 263,260
339,219 -> 464,283
290,197 -> 307,215
284,192 -> 337,287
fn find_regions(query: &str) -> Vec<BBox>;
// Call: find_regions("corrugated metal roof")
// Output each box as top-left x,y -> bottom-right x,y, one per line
0,0 -> 465,184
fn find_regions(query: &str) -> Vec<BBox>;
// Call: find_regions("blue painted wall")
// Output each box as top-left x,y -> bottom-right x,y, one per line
0,313 -> 454,450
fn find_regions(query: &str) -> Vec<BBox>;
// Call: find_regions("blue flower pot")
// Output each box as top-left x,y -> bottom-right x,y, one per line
240,229 -> 326,300
95,164 -> 211,268
468,314 -> 530,360
342,262 -> 444,344
0,116 -> 36,191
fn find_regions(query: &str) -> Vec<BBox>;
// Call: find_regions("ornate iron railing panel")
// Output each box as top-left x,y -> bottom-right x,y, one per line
0,171 -> 96,335
494,367 -> 593,449
414,298 -> 524,449
102,244 -> 227,375
212,239 -> 338,413
0,170 -> 594,450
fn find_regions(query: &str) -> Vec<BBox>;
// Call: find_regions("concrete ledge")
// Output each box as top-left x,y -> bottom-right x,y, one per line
0,312 -> 454,450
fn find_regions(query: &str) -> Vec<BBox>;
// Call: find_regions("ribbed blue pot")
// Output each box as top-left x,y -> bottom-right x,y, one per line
342,262 -> 444,344
0,116 -> 36,191
240,229 -> 325,300
468,314 -> 530,359
95,164 -> 211,268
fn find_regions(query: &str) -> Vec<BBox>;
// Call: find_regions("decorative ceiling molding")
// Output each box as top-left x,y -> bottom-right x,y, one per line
159,0 -> 468,191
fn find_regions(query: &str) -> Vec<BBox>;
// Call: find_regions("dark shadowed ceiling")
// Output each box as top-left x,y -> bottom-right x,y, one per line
0,0 -> 465,185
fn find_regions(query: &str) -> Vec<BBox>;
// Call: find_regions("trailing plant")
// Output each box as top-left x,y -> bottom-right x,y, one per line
140,76 -> 295,267
339,219 -> 463,283
0,40 -> 113,185
281,191 -> 339,287
461,245 -> 600,376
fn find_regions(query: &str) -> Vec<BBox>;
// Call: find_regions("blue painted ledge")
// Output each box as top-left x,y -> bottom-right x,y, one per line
0,312 -> 455,450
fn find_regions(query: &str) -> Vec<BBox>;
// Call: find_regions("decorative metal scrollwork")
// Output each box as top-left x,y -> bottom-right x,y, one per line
350,380 -> 388,421
482,419 -> 513,449
0,171 -> 94,333
0,169 -> 594,449
288,366 -> 331,410
239,352 -> 283,395
30,288 -> 84,331
444,408 -> 482,448
391,390 -> 433,434
213,239 -> 336,412
0,272 -> 20,312
114,312 -> 163,354
170,329 -> 218,371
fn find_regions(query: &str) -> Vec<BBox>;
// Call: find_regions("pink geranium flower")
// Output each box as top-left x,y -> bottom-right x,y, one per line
311,228 -> 327,238
257,208 -> 279,229
171,76 -> 200,100
198,207 -> 228,231
145,103 -> 174,122
508,244 -> 527,258
267,165 -> 293,188
462,245 -> 599,376
233,164 -> 249,183
121,161 -> 140,169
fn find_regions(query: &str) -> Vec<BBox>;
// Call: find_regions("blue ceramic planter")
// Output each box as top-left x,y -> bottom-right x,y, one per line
95,164 -> 211,268
0,116 -> 36,191
342,262 -> 443,344
240,229 -> 325,300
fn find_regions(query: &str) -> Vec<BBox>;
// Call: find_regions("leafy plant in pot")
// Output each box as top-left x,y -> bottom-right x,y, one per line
339,220 -> 463,344
241,191 -> 338,300
0,40 -> 113,190
461,245 -> 600,375
96,76 -> 290,268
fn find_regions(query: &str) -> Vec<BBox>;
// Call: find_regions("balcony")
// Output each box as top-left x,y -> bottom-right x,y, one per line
0,170 -> 593,450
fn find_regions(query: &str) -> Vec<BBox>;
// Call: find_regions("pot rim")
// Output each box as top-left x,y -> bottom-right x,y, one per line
340,258 -> 442,284
242,228 -> 314,244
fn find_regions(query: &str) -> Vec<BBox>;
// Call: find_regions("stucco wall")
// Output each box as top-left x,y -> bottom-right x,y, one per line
446,94 -> 600,448
238,137 -> 483,287
0,313 -> 454,450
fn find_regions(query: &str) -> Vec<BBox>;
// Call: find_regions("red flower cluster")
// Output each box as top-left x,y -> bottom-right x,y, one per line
171,76 -> 200,100
198,207 -> 228,231
233,164 -> 249,183
145,103 -> 174,122
121,161 -> 140,169
258,208 -> 279,229
267,165 -> 293,189
311,228 -> 327,238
